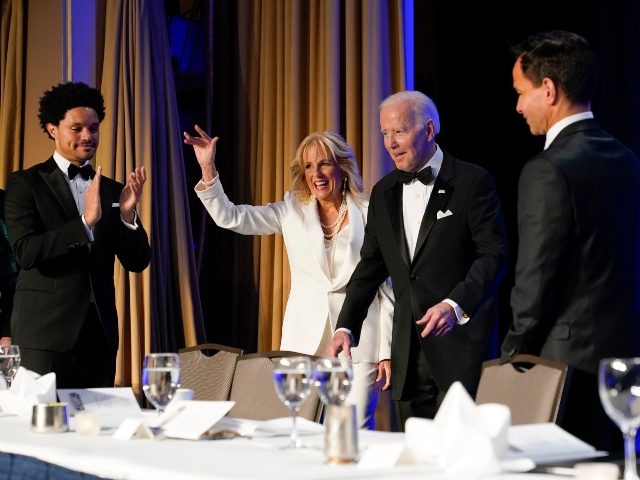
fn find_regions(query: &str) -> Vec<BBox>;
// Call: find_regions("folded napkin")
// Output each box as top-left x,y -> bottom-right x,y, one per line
404,381 -> 514,477
0,367 -> 57,416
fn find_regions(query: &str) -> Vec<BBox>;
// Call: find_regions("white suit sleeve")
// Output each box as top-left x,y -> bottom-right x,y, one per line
376,277 -> 394,361
195,174 -> 287,235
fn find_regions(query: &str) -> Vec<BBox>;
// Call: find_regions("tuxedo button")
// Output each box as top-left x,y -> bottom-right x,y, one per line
66,242 -> 81,250
409,274 -> 418,281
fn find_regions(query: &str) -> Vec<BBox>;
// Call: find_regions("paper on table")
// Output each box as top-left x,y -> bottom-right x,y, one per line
206,416 -> 324,438
57,387 -> 142,431
57,388 -> 142,416
507,423 -> 605,464
0,367 -> 56,416
160,401 -> 236,440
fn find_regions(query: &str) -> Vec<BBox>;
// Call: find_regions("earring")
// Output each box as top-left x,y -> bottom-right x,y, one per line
343,178 -> 347,199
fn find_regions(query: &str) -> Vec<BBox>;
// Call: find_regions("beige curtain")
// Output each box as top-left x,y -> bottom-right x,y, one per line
0,0 -> 24,186
235,0 -> 407,351
99,0 -> 204,391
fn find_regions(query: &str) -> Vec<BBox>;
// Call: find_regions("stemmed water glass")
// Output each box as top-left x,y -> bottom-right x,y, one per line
142,353 -> 180,414
0,345 -> 21,390
313,357 -> 353,406
599,357 -> 640,480
272,356 -> 312,448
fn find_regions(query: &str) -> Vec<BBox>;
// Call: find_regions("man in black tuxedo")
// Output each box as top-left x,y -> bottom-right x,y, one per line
329,91 -> 508,426
501,31 -> 640,450
4,82 -> 151,388
0,189 -> 18,345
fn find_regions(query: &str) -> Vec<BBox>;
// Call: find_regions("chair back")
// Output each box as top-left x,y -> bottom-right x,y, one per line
179,343 -> 243,401
228,351 -> 323,422
475,354 -> 571,425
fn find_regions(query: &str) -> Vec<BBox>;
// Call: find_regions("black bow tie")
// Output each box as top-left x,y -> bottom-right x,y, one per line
398,167 -> 433,185
68,164 -> 95,180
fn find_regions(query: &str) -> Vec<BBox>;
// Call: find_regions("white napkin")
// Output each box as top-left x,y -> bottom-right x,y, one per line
0,367 -> 57,416
404,381 -> 513,477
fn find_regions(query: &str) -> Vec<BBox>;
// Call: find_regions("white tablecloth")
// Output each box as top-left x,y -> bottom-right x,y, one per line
0,414 -> 567,480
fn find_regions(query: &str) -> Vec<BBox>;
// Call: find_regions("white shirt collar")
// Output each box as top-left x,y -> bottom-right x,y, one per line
544,111 -> 594,150
53,151 -> 93,177
418,143 -> 443,178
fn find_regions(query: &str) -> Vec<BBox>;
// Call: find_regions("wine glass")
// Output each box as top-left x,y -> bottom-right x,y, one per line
599,357 -> 640,480
272,356 -> 312,448
0,345 -> 21,390
142,353 -> 180,414
313,357 -> 353,406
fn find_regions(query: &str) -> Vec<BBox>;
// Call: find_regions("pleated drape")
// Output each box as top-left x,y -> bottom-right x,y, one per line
99,0 -> 205,392
231,0 -> 407,351
0,0 -> 24,185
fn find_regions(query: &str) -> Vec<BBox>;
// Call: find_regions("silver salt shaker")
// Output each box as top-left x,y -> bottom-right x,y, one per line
324,404 -> 358,463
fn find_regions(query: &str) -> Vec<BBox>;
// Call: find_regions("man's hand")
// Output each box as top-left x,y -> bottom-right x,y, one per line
0,337 -> 11,347
83,165 -> 102,227
120,166 -> 146,223
327,330 -> 353,358
416,302 -> 456,338
376,359 -> 391,391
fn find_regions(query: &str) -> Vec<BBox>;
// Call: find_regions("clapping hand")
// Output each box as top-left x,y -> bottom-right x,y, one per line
83,166 -> 102,227
120,166 -> 146,224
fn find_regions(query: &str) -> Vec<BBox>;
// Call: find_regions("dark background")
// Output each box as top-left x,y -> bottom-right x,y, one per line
167,0 -> 640,352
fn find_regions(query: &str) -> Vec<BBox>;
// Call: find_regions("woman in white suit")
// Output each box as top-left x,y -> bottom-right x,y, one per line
184,127 -> 393,429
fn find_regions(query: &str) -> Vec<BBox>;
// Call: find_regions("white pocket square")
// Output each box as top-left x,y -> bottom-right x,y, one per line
111,203 -> 120,207
437,209 -> 453,219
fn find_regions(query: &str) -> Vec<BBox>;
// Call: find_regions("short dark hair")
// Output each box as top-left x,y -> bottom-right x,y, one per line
513,30 -> 598,105
38,82 -> 106,137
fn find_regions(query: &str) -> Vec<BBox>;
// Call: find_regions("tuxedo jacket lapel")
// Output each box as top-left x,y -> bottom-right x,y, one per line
39,158 -> 79,219
383,179 -> 411,267
413,156 -> 454,261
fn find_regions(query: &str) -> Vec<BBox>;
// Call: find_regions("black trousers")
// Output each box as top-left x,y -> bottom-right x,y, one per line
20,304 -> 116,389
396,330 -> 446,429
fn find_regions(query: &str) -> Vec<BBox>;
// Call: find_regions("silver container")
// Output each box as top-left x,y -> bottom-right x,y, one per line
31,403 -> 69,433
324,404 -> 358,463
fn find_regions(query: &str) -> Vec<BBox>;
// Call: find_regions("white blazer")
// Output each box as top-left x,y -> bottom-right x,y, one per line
196,177 -> 393,363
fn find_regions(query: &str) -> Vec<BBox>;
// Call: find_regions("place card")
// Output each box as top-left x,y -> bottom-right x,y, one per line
161,401 -> 235,440
113,418 -> 155,440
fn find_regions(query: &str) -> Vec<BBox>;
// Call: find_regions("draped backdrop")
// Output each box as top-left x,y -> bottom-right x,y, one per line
0,0 -> 23,186
98,0 -> 205,391
0,0 -> 408,389
202,0 -> 407,351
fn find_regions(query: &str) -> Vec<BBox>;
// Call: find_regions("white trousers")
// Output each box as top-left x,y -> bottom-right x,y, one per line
315,319 -> 379,429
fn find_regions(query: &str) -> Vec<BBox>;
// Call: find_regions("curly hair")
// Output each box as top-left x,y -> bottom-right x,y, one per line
289,131 -> 367,205
38,82 -> 106,138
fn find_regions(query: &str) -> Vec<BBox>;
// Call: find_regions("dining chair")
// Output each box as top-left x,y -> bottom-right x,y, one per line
475,354 -> 571,425
179,343 -> 244,401
228,350 -> 323,422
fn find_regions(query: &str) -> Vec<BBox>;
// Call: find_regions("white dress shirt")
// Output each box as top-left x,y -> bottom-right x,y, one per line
402,145 -> 467,325
544,111 -> 594,150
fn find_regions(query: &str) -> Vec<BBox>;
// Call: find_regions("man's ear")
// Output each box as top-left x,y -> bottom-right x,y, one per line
424,119 -> 436,141
541,77 -> 558,105
46,123 -> 57,138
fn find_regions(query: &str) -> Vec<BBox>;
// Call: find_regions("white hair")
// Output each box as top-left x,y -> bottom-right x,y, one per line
380,91 -> 441,134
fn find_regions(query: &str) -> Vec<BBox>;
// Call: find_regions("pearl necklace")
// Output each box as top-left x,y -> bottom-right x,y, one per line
321,198 -> 348,240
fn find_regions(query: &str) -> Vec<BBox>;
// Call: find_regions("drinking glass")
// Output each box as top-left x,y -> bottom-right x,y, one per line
599,357 -> 640,480
142,353 -> 180,414
313,357 -> 353,406
0,345 -> 21,390
272,356 -> 312,448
